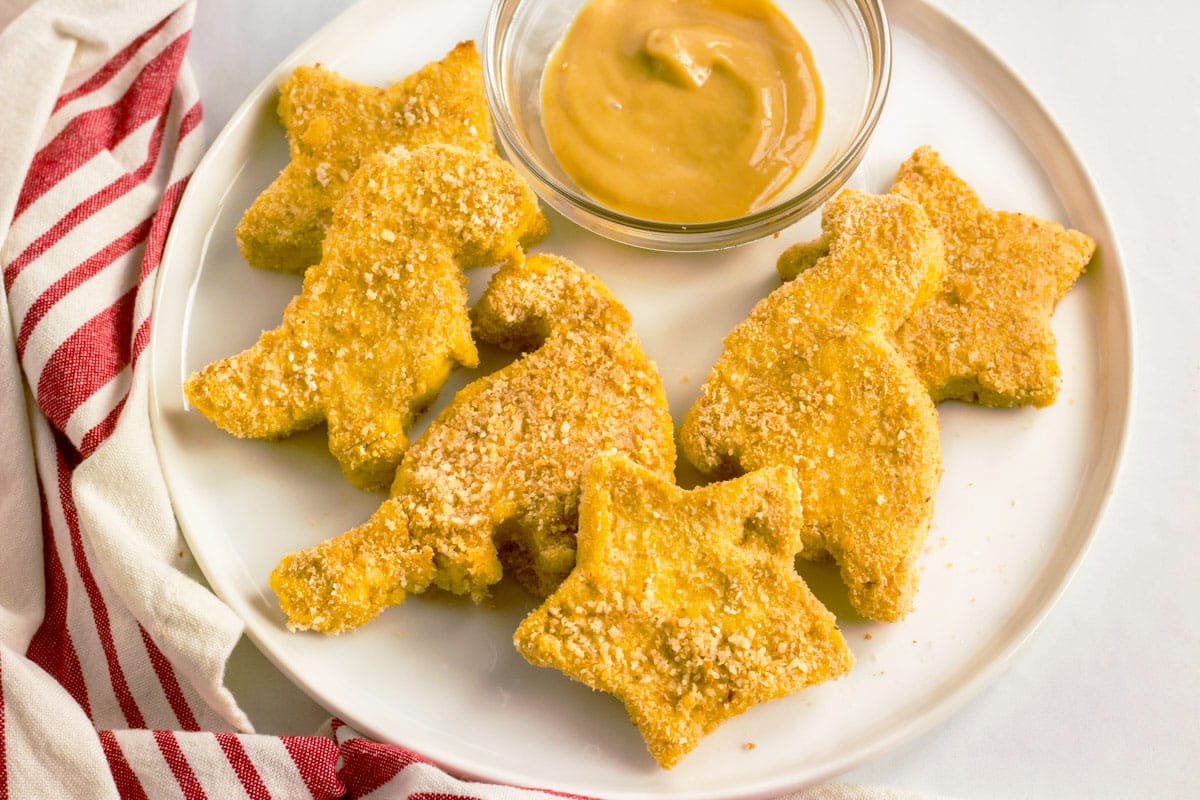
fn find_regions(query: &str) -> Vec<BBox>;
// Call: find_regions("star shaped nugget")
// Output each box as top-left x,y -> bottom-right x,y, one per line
185,144 -> 547,491
237,42 -> 493,273
684,190 -> 945,622
270,255 -> 677,634
890,146 -> 1096,407
514,452 -> 853,769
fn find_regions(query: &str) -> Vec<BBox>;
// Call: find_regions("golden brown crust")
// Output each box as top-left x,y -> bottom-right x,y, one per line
186,144 -> 547,491
514,452 -> 853,769
270,255 -> 677,633
466,254 -> 677,595
683,189 -> 944,621
236,42 -> 495,273
270,515 -> 430,634
890,145 -> 1095,407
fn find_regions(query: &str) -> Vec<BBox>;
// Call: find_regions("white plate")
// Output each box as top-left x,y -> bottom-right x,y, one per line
150,0 -> 1131,796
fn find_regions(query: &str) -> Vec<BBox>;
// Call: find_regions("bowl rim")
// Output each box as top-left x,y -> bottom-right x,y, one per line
483,0 -> 893,247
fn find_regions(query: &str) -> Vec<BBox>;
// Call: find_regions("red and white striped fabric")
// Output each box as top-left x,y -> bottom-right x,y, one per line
0,1 -> 338,796
3,1 -> 347,797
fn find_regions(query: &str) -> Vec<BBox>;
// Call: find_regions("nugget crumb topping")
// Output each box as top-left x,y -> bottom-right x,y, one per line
237,42 -> 495,273
186,144 -> 547,492
271,255 -> 676,632
514,452 -> 853,768
889,145 -> 1095,407
683,189 -> 944,621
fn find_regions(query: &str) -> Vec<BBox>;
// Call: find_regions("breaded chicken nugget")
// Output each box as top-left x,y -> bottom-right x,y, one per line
237,42 -> 493,273
889,146 -> 1095,406
683,189 -> 944,622
271,255 -> 676,633
515,452 -> 853,769
185,144 -> 547,491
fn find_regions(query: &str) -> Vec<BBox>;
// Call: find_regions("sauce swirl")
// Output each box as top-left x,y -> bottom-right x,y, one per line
541,0 -> 822,223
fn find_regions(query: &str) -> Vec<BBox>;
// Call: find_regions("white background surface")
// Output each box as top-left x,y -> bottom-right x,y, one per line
189,1 -> 1200,797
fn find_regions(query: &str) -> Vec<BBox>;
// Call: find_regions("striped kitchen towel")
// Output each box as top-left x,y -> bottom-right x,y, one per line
0,1 -> 348,796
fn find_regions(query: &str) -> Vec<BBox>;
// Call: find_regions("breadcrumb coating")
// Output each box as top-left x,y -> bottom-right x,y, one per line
237,42 -> 494,273
185,144 -> 547,491
270,255 -> 676,633
514,452 -> 853,769
684,189 -> 944,622
889,146 -> 1095,406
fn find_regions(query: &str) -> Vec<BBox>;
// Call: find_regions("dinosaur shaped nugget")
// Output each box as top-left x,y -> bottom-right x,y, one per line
186,144 -> 547,491
271,255 -> 677,633
682,189 -> 945,621
237,42 -> 494,273
515,452 -> 853,769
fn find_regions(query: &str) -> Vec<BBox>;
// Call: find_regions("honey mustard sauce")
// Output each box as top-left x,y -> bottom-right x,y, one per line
541,0 -> 822,223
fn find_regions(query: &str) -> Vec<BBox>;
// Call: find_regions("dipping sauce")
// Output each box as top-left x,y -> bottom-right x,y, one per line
540,0 -> 822,223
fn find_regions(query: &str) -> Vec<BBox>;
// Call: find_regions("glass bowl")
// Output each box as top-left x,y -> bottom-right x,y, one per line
483,0 -> 891,252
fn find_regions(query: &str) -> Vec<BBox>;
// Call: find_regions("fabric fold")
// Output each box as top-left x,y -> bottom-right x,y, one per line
0,0 -> 250,773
